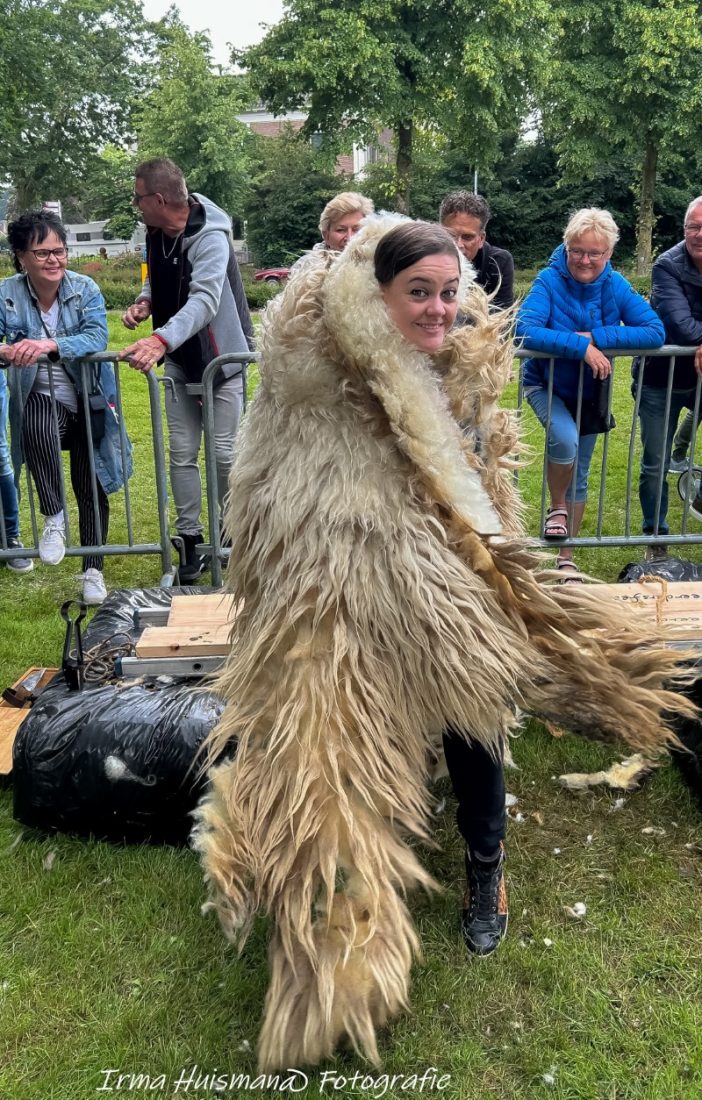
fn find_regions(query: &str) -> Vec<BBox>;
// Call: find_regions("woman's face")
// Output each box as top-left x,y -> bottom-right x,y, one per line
566,230 -> 612,284
18,230 -> 68,289
381,253 -> 460,354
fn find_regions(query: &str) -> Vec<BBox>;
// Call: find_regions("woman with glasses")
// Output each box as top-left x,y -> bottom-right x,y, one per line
516,208 -> 664,580
0,210 -> 129,604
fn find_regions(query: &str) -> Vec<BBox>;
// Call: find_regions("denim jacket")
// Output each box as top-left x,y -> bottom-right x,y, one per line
0,271 -> 133,495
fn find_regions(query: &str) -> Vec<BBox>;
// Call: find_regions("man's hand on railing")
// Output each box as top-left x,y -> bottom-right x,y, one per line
583,343 -> 612,379
695,345 -> 702,377
0,337 -> 58,367
119,335 -> 166,374
122,300 -> 152,330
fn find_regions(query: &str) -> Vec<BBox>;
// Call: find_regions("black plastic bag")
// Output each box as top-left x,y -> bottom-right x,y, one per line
618,557 -> 702,583
12,587 -> 232,844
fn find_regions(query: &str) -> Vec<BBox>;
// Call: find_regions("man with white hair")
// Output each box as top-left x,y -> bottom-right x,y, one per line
290,191 -> 374,272
634,195 -> 702,552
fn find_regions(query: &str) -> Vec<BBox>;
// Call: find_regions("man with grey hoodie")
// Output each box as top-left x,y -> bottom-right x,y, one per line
121,158 -> 253,580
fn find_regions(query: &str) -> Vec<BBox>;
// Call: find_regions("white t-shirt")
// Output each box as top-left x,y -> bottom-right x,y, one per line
31,300 -> 78,412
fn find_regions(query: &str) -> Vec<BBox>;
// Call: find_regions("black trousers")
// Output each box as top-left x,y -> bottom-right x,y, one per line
21,393 -> 109,571
442,724 -> 506,854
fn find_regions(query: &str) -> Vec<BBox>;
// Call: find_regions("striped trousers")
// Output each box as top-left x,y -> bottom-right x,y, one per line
21,393 -> 109,570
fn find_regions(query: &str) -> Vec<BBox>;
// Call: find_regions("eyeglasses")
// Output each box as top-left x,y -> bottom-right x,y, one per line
568,248 -> 607,261
28,247 -> 68,261
132,190 -> 157,205
684,223 -> 702,236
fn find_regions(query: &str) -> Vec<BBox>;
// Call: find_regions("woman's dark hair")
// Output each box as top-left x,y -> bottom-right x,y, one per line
374,221 -> 460,285
7,211 -> 67,273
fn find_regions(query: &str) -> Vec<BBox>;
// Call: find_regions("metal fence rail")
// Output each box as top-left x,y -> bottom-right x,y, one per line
6,345 -> 697,592
0,353 -> 174,582
195,347 -> 701,586
514,345 -> 702,553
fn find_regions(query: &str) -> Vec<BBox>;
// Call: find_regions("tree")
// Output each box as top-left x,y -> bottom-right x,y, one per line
0,0 -> 151,210
243,127 -> 343,265
544,0 -> 702,273
136,24 -> 253,217
237,0 -> 552,212
62,146 -> 139,232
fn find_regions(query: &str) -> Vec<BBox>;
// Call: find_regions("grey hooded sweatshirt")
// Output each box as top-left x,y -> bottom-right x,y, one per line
138,193 -> 254,382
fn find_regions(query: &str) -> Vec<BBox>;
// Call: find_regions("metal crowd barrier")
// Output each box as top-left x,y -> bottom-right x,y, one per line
192,346 -> 702,587
0,354 -> 174,582
187,351 -> 259,586
8,345 -> 693,591
514,345 -> 702,553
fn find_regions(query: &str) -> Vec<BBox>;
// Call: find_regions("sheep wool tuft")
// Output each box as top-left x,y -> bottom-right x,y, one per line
193,216 -> 695,1071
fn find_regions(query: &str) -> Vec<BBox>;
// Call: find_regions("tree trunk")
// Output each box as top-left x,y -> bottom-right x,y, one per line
635,138 -> 658,276
395,121 -> 413,214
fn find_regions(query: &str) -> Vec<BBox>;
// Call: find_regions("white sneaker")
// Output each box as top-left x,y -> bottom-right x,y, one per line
81,568 -> 107,605
39,518 -> 66,565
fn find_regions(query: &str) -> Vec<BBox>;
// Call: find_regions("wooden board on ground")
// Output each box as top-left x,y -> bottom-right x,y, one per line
167,593 -> 238,628
586,579 -> 702,640
0,668 -> 58,776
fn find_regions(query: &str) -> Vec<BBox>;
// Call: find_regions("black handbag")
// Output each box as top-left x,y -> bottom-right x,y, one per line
565,375 -> 616,435
87,365 -> 108,443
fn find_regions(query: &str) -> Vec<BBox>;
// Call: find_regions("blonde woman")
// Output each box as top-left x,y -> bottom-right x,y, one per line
516,208 -> 664,578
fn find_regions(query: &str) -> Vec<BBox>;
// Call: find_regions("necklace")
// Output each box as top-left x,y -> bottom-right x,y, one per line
161,231 -> 182,261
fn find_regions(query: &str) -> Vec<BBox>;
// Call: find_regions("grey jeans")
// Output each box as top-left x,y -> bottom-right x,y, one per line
164,361 -> 243,536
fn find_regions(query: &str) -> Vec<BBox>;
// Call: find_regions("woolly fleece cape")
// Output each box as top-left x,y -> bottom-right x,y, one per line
194,216 -> 693,1071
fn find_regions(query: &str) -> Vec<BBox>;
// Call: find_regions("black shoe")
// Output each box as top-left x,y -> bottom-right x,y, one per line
462,844 -> 508,957
177,532 -> 210,582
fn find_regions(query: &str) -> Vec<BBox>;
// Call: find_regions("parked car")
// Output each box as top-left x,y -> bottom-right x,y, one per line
253,267 -> 290,284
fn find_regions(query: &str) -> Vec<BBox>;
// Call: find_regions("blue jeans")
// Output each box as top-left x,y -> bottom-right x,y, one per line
0,375 -> 19,540
525,386 -> 598,502
637,384 -> 701,535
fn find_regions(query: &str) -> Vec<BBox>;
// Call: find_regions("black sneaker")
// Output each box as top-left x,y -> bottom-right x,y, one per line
177,533 -> 210,582
5,537 -> 34,574
462,844 -> 508,957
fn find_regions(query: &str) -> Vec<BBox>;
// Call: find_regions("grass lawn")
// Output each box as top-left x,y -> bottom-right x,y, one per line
1,314 -> 701,1099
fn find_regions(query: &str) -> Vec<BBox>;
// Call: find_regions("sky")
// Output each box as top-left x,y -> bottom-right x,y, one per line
141,0 -> 285,66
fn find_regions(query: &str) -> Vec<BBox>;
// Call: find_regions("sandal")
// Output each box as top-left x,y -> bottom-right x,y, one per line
543,507 -> 569,541
556,556 -> 584,585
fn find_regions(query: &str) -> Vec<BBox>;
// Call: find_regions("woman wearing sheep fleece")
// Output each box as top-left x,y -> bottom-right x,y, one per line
194,216 -> 692,1071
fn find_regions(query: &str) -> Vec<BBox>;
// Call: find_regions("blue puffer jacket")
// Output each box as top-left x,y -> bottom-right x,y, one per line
0,271 -> 133,495
516,245 -> 665,402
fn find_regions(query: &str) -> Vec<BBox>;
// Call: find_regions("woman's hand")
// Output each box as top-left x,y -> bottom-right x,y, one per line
2,338 -> 58,367
583,342 -> 612,379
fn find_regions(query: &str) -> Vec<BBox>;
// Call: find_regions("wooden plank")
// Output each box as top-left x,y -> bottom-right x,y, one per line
585,580 -> 702,639
135,623 -> 232,658
167,593 -> 238,628
0,667 -> 58,776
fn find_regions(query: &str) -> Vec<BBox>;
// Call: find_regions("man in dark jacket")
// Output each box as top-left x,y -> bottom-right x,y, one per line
634,195 -> 702,547
440,192 -> 514,310
120,159 -> 254,580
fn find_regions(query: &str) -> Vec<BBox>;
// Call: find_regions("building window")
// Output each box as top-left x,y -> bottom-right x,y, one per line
76,232 -> 91,242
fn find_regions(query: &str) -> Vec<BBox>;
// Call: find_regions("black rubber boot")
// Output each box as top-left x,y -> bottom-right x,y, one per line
177,532 -> 209,582
461,844 -> 508,957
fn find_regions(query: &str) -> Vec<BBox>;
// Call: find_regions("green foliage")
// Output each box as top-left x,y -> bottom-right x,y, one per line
136,24 -> 254,218
544,0 -> 702,269
0,0 -> 152,211
62,146 -> 139,235
238,0 -> 553,207
243,128 -> 343,266
104,213 -> 139,243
